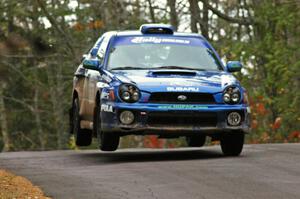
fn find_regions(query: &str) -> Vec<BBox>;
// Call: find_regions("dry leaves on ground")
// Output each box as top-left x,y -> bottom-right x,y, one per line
0,169 -> 51,199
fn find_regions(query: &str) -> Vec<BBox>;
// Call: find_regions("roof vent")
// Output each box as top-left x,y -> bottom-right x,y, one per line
140,24 -> 174,34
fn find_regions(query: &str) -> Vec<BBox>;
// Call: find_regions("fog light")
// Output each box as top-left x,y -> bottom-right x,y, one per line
227,112 -> 241,126
119,111 -> 135,125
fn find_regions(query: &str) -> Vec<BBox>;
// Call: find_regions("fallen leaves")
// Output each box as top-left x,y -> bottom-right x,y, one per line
0,169 -> 51,199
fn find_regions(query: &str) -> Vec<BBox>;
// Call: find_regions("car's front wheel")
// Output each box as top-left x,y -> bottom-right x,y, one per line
100,132 -> 120,151
95,104 -> 119,151
72,98 -> 92,146
220,131 -> 244,156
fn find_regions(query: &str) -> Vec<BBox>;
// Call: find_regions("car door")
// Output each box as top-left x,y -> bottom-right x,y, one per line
77,38 -> 103,121
83,35 -> 111,121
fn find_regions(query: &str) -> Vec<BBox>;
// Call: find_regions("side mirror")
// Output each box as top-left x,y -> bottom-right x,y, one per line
82,58 -> 100,70
226,61 -> 243,72
81,54 -> 88,62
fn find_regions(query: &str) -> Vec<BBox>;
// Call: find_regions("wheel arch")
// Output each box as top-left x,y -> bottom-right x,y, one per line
92,90 -> 101,136
95,90 -> 101,106
69,89 -> 79,134
72,89 -> 79,103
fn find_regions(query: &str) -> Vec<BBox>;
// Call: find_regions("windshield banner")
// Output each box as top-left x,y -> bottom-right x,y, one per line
113,36 -> 207,47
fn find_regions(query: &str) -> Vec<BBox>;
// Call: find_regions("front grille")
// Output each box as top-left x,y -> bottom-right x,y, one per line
147,111 -> 217,127
148,92 -> 215,104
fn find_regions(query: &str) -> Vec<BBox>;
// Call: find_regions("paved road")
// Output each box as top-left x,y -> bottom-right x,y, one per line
0,144 -> 300,199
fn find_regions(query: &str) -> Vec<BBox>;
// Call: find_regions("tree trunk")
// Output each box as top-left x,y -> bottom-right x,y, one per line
34,85 -> 45,150
147,0 -> 156,23
46,57 -> 67,149
0,82 -> 11,152
55,61 -> 66,148
188,0 -> 199,33
46,62 -> 61,149
200,0 -> 209,39
167,0 -> 179,30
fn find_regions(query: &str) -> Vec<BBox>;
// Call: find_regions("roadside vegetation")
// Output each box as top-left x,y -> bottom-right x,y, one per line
0,0 -> 299,151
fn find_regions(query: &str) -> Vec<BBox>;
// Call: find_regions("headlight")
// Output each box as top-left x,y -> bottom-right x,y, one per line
122,91 -> 130,101
223,86 -> 241,104
119,84 -> 141,103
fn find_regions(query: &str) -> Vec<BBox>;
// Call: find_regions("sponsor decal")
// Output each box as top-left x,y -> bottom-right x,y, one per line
167,87 -> 199,92
131,37 -> 190,44
96,82 -> 109,88
113,36 -> 207,47
101,74 -> 112,82
169,81 -> 211,87
221,75 -> 236,87
177,95 -> 187,101
158,105 -> 208,109
101,104 -> 113,112
100,92 -> 109,99
169,82 -> 196,87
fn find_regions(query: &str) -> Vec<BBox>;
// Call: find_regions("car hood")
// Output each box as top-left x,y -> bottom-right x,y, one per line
111,70 -> 240,93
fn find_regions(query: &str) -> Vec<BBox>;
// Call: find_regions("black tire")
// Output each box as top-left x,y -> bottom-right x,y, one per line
100,132 -> 120,151
220,131 -> 244,156
95,104 -> 119,151
73,98 -> 92,146
186,135 -> 206,147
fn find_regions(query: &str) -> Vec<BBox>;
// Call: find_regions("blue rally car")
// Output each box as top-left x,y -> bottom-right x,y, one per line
70,24 -> 251,156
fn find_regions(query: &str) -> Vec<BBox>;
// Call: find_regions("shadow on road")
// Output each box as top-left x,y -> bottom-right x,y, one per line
74,148 -> 225,165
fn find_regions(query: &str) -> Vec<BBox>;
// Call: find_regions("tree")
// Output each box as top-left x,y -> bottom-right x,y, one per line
0,0 -> 299,151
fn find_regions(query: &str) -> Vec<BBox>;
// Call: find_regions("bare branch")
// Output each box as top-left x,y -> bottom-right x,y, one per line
0,60 -> 43,87
3,96 -> 35,112
203,1 -> 253,26
36,0 -> 75,57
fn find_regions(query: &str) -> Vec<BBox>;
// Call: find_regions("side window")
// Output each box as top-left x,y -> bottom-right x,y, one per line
97,36 -> 110,64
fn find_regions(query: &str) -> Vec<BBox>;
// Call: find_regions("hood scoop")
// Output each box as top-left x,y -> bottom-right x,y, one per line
150,70 -> 197,77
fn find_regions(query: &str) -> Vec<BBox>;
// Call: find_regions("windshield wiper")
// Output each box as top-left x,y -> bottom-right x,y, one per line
152,66 -> 207,71
110,66 -> 148,70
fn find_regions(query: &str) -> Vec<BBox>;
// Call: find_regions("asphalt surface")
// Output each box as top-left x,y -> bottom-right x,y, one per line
0,144 -> 300,199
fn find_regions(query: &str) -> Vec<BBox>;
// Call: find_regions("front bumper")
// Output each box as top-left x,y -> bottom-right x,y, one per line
100,102 -> 251,136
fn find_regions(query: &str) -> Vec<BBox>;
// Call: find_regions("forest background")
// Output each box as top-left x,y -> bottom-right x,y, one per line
0,0 -> 299,151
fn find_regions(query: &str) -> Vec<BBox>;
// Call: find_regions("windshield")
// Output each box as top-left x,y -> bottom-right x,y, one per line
107,36 -> 223,71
